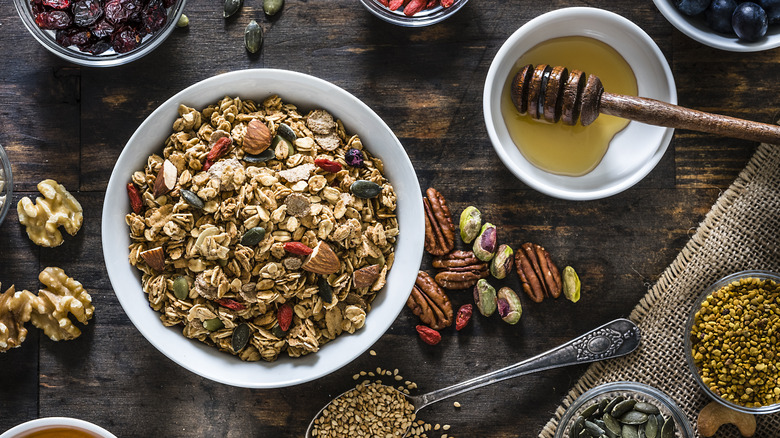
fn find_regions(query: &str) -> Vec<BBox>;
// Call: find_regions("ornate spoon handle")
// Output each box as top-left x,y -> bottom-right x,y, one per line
411,318 -> 641,411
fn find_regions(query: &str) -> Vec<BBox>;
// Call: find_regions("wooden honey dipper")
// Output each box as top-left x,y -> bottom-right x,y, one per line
510,64 -> 780,144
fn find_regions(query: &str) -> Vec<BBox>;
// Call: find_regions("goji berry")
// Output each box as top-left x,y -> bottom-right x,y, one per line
207,137 -> 233,161
202,159 -> 214,172
217,298 -> 246,311
314,158 -> 343,173
284,242 -> 314,256
127,183 -> 143,214
278,303 -> 293,332
415,325 -> 441,345
455,304 -> 473,331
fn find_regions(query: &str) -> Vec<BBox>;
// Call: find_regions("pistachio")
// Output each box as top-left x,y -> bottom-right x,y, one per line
263,0 -> 284,16
563,265 -> 581,303
472,222 -> 497,261
244,20 -> 263,54
490,244 -> 514,279
223,0 -> 242,17
176,13 -> 189,27
203,317 -> 224,331
459,206 -> 481,243
231,323 -> 251,352
497,287 -> 522,324
173,276 -> 189,300
241,227 -> 266,246
350,180 -> 382,199
277,123 -> 296,141
180,189 -> 205,210
473,279 -> 497,317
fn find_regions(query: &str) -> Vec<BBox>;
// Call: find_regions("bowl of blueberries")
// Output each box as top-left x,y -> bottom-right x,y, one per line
13,0 -> 186,66
653,0 -> 780,51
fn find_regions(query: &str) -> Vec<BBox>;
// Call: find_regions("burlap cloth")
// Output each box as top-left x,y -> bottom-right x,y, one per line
538,143 -> 780,438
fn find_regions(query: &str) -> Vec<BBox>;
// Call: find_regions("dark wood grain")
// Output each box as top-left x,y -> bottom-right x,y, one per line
0,0 -> 774,436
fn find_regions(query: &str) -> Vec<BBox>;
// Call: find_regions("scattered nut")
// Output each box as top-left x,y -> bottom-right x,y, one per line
497,287 -> 522,324
243,119 -> 272,154
406,271 -> 453,330
423,187 -> 456,256
459,206 -> 481,243
472,222 -> 497,261
698,401 -> 755,437
153,159 -> 178,198
562,266 -> 581,303
473,278 -> 497,317
17,179 -> 83,247
490,244 -> 514,279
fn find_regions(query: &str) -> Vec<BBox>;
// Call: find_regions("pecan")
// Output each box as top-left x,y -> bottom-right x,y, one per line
423,187 -> 456,256
515,242 -> 562,302
406,271 -> 453,330
432,250 -> 489,290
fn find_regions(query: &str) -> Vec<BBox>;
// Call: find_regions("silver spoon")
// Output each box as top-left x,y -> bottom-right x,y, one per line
306,318 -> 641,437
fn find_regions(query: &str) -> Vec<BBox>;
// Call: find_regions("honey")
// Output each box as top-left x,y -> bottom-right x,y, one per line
16,427 -> 100,438
501,36 -> 638,176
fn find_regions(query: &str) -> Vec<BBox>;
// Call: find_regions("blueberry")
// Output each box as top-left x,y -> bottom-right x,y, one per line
758,0 -> 780,22
732,2 -> 768,41
675,0 -> 711,15
706,0 -> 738,32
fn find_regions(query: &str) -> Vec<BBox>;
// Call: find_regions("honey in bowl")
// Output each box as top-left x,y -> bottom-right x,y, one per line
15,427 -> 101,438
501,36 -> 638,176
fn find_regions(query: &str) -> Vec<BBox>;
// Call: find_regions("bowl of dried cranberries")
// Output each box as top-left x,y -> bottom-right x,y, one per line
13,0 -> 186,66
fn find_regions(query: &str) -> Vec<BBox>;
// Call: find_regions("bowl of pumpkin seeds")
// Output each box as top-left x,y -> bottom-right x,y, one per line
554,381 -> 694,438
685,270 -> 780,414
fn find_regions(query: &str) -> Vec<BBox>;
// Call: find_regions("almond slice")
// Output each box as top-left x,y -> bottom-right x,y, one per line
302,241 -> 340,275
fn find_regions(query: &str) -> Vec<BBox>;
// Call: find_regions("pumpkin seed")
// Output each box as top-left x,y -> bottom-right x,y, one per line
597,399 -> 609,416
203,317 -> 224,331
611,399 -> 637,417
660,417 -> 675,438
581,403 -> 600,419
366,253 -> 385,269
577,429 -> 593,438
604,396 -> 625,415
621,424 -> 639,438
271,323 -> 288,338
231,323 -> 251,352
173,276 -> 189,300
634,402 -> 660,415
271,135 -> 293,155
584,420 -> 605,436
644,414 -> 658,438
241,227 -> 266,246
318,276 -> 333,303
263,0 -> 284,15
181,189 -> 205,210
602,413 -> 621,435
277,123 -> 296,141
244,20 -> 263,54
243,149 -> 276,163
350,180 -> 382,198
619,410 -> 649,425
570,417 -> 585,437
223,0 -> 242,17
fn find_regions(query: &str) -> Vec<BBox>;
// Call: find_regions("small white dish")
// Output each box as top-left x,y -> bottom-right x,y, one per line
0,417 -> 116,438
102,69 -> 424,388
653,0 -> 780,52
483,7 -> 676,200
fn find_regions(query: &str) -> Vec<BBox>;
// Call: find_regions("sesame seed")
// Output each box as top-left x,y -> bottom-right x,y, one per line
370,350 -> 377,356
453,401 -> 461,408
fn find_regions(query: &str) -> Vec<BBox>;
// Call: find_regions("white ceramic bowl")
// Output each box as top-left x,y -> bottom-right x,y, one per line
0,417 -> 116,438
102,69 -> 424,388
652,0 -> 780,52
484,7 -> 677,200
358,0 -> 469,27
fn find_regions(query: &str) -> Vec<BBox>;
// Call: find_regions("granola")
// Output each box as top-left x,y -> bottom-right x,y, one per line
125,95 -> 399,362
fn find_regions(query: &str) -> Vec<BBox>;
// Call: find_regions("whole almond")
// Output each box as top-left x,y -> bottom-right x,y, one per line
302,241 -> 340,275
243,119 -> 272,155
353,264 -> 381,288
140,246 -> 166,271
153,159 -> 177,198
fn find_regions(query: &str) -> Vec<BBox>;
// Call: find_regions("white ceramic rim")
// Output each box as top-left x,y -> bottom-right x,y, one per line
483,7 -> 677,201
0,143 -> 12,227
0,417 -> 117,438
102,68 -> 424,388
652,0 -> 780,52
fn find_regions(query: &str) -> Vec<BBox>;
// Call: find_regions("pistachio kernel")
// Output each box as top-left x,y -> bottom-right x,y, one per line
497,287 -> 522,324
459,206 -> 481,244
473,278 -> 497,317
563,266 -> 581,303
472,222 -> 497,261
490,244 -> 514,279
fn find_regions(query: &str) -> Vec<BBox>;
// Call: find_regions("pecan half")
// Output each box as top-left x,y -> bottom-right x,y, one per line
423,187 -> 456,256
406,271 -> 453,330
515,242 -> 562,302
432,250 -> 489,290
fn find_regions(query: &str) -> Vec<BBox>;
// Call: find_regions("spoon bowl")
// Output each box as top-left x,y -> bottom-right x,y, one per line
305,318 -> 641,437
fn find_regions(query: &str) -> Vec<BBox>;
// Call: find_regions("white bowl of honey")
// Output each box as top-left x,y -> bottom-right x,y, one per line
0,418 -> 116,438
484,7 -> 676,200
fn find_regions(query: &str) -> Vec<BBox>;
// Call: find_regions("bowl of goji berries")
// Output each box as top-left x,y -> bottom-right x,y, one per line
13,0 -> 186,67
359,0 -> 469,27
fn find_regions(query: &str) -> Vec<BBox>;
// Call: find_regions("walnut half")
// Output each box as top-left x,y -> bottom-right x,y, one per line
17,179 -> 83,247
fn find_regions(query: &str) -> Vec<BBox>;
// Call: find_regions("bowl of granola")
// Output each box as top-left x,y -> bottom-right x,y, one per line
102,69 -> 424,388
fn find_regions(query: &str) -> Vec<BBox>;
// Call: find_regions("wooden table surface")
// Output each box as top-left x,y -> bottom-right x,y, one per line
1,0 -> 778,436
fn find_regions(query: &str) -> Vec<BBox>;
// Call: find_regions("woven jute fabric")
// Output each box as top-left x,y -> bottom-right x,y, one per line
539,143 -> 780,438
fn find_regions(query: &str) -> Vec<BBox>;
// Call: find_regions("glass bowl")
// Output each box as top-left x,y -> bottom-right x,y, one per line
0,143 -> 12,228
13,0 -> 186,67
554,382 -> 694,438
684,270 -> 780,414
358,0 -> 468,27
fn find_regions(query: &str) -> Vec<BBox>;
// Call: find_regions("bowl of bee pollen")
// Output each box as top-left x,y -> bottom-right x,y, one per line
483,7 -> 676,200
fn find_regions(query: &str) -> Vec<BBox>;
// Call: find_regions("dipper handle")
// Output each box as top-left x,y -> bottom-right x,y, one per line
510,64 -> 780,145
599,92 -> 780,145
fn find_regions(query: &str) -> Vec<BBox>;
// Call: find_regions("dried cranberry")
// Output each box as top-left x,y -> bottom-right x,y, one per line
35,11 -> 73,30
72,0 -> 103,27
110,25 -> 140,53
42,0 -> 70,10
345,148 -> 365,167
31,0 -> 46,16
104,0 -> 141,25
162,0 -> 175,8
55,27 -> 92,47
85,38 -> 111,54
141,0 -> 167,33
89,18 -> 114,38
